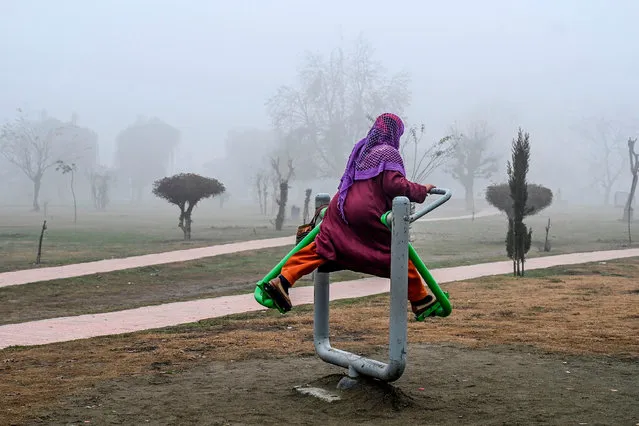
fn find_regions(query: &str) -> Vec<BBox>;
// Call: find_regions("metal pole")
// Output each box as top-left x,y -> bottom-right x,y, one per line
388,196 -> 410,376
312,194 -> 345,367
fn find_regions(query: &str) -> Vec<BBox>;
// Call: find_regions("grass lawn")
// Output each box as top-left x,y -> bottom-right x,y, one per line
2,204 -> 637,325
0,203 -> 293,272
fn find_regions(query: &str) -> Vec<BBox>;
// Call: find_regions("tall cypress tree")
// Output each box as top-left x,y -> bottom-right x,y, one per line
507,128 -> 533,276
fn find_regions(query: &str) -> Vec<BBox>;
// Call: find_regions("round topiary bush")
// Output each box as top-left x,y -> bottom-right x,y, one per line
485,183 -> 553,218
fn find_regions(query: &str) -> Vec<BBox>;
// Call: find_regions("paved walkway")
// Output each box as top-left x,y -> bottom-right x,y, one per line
1,248 -> 636,349
0,236 -> 294,289
0,209 -> 499,288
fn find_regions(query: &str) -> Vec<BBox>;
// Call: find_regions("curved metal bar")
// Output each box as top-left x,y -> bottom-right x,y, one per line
383,188 -> 452,227
410,188 -> 452,222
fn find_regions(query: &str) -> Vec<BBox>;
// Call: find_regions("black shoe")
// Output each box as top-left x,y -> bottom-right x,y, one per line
264,277 -> 292,313
411,295 -> 437,320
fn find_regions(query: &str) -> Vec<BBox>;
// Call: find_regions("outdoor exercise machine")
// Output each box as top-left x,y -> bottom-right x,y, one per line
254,188 -> 453,383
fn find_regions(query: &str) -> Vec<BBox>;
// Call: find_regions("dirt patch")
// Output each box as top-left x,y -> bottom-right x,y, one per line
1,258 -> 638,425
19,345 -> 639,425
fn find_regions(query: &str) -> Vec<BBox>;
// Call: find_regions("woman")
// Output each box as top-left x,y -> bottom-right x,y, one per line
264,113 -> 438,320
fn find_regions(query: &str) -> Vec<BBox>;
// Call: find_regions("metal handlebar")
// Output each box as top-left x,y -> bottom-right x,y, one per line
410,187 -> 452,222
383,188 -> 452,227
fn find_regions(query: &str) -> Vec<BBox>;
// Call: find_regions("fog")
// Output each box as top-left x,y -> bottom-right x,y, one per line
1,0 -> 638,209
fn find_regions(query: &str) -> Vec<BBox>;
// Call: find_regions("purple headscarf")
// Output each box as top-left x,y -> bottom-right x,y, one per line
337,113 -> 406,222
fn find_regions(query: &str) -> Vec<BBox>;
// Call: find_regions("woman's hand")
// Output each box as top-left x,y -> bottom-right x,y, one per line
423,184 -> 437,194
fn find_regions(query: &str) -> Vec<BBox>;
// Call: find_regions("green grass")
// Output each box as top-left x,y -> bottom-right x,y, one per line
0,203 -> 295,272
410,204 -> 637,267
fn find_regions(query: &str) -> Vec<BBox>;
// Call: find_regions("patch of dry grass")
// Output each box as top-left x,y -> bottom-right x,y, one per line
1,258 -> 638,424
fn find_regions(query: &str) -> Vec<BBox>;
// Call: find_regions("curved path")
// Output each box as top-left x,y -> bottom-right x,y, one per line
1,247 -> 636,349
0,210 -> 500,289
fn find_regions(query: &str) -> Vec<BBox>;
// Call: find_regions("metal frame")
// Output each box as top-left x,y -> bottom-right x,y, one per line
312,193 -> 410,382
312,189 -> 452,382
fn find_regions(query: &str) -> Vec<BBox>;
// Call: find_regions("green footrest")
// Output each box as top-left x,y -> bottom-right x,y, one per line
415,292 -> 451,321
254,281 -> 288,314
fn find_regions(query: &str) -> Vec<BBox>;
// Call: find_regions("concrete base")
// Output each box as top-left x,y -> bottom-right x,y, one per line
336,376 -> 360,390
293,385 -> 341,402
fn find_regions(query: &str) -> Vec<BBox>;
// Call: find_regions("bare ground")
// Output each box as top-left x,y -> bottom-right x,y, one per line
1,258 -> 638,425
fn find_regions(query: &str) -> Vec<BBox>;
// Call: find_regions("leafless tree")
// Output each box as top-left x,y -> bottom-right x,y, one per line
254,171 -> 272,216
623,138 -> 638,235
0,109 -> 85,211
446,122 -> 499,211
401,124 -> 455,185
578,117 -> 628,206
55,160 -> 78,223
270,157 -> 295,231
393,121 -> 455,240
267,35 -> 411,178
89,167 -> 112,210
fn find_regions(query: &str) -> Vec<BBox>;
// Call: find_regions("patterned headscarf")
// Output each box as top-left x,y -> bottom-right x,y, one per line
337,113 -> 406,222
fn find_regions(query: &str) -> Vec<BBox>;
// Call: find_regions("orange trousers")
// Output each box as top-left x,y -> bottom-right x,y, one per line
280,242 -> 429,302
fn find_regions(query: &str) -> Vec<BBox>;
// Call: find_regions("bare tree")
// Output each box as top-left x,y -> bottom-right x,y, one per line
89,167 -> 112,210
401,124 -> 455,184
623,137 -> 638,228
269,172 -> 279,215
55,161 -> 78,223
578,117 -> 628,206
303,188 -> 312,223
254,171 -> 270,215
270,157 -> 294,231
0,110 -> 83,211
446,122 -> 499,211
255,173 -> 264,214
267,35 -> 411,178
262,176 -> 268,216
395,122 -> 455,239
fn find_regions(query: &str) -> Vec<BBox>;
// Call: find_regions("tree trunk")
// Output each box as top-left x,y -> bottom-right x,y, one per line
184,215 -> 192,240
464,180 -> 475,212
514,225 -> 520,277
257,187 -> 263,215
32,175 -> 42,212
178,205 -> 193,240
544,218 -> 551,252
303,189 -> 312,223
179,213 -> 192,240
275,181 -> 289,231
622,174 -> 637,223
262,187 -> 268,216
